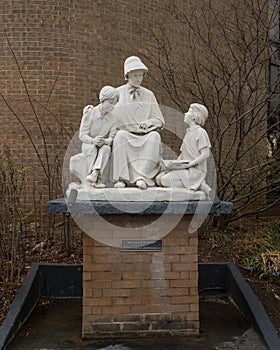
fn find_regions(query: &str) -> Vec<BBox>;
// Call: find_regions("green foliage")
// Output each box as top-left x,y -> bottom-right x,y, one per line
243,220 -> 280,280
244,257 -> 256,271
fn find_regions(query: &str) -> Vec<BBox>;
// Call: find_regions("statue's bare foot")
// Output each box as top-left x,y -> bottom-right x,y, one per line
114,181 -> 126,188
136,179 -> 147,190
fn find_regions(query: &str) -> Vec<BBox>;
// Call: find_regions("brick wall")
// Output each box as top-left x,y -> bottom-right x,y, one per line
0,0 -> 269,211
0,0 -> 192,206
82,214 -> 199,339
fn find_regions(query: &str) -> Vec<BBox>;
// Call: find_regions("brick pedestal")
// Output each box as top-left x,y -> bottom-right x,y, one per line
47,199 -> 233,339
82,214 -> 199,339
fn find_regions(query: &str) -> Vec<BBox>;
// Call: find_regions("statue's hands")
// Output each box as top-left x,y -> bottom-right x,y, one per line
92,136 -> 106,147
165,161 -> 177,171
166,161 -> 191,170
139,120 -> 155,130
83,105 -> 94,114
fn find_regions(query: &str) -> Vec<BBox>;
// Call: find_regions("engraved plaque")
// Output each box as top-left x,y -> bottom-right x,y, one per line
122,239 -> 163,251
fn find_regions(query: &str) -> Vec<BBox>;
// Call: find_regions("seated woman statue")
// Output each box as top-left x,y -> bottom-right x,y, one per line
112,56 -> 165,190
69,86 -> 119,188
156,103 -> 216,200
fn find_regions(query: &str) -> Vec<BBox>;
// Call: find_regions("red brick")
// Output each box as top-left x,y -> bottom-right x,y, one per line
113,263 -> 143,271
189,287 -> 199,295
122,271 -> 150,280
190,303 -> 199,312
113,297 -> 141,305
150,271 -> 179,280
102,305 -> 130,315
112,280 -> 142,289
83,289 -> 93,298
83,272 -> 92,281
82,323 -> 92,333
165,246 -> 195,254
173,263 -> 197,271
171,296 -> 189,304
92,272 -> 122,280
131,305 -> 160,314
84,297 -> 112,306
180,271 -> 189,279
169,279 -> 188,288
185,295 -> 199,304
91,306 -> 102,315
141,296 -> 171,305
160,288 -> 188,296
102,289 -> 131,297
85,280 -> 112,289
83,254 -> 92,263
85,263 -> 113,271
121,254 -> 151,263
141,280 -> 169,288
83,305 -> 92,315
179,254 -> 198,263
92,255 -> 120,263
112,314 -> 141,322
160,304 -> 190,313
152,255 -> 179,263
149,263 -> 171,272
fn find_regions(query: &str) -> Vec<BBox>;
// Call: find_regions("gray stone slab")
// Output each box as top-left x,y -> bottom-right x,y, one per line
46,198 -> 233,215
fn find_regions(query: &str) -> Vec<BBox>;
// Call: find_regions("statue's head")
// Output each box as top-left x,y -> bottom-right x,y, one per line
188,103 -> 209,126
99,86 -> 119,103
124,56 -> 148,81
99,86 -> 119,114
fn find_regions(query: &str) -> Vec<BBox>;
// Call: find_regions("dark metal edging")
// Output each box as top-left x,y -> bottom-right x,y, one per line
0,263 -> 279,350
40,263 -> 82,298
0,263 -> 41,350
226,262 -> 280,350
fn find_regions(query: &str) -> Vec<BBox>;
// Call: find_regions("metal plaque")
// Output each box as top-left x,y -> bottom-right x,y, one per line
122,239 -> 163,251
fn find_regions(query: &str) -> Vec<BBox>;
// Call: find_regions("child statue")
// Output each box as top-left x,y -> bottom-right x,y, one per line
156,103 -> 217,201
69,86 -> 119,188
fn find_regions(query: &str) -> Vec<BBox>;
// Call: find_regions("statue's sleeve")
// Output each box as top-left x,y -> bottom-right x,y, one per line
108,122 -> 117,139
149,93 -> 165,127
79,105 -> 95,144
106,121 -> 117,145
197,129 -> 211,151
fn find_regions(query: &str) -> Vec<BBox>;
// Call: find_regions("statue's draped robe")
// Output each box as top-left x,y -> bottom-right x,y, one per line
112,84 -> 165,185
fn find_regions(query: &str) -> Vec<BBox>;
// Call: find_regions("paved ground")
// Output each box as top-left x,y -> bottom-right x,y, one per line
214,328 -> 267,350
7,297 -> 267,350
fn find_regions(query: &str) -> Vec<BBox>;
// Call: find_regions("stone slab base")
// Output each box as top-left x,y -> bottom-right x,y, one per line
67,185 -> 207,201
82,214 -> 199,339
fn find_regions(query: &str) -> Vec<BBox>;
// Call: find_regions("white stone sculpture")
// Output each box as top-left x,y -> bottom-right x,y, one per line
66,59 -> 217,202
156,103 -> 216,201
69,86 -> 119,188
111,56 -> 165,190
